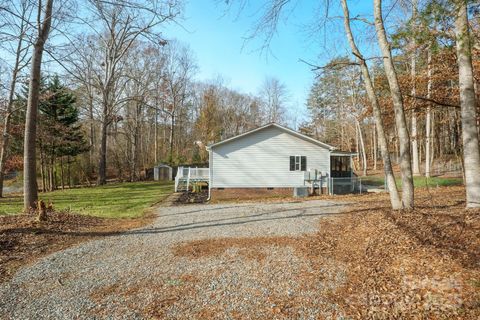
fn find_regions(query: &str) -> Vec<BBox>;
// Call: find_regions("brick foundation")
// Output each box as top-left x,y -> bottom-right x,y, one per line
210,187 -> 294,201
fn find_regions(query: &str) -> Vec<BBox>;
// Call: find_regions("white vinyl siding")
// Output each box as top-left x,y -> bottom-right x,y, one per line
210,126 -> 330,188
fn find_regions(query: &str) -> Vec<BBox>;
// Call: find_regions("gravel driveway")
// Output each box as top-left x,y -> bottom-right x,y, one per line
0,199 -> 346,319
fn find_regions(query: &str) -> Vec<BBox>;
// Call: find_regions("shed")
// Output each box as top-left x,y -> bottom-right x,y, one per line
154,164 -> 173,181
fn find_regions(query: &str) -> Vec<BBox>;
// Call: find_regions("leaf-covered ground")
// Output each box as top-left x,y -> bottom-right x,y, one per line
0,212 -> 155,283
171,186 -> 480,319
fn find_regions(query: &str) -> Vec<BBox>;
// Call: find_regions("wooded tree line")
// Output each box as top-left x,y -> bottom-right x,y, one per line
0,0 -> 479,210
304,46 -> 478,176
297,0 -> 480,209
0,0 -> 292,210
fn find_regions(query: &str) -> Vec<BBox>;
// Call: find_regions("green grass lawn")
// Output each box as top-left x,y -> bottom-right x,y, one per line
360,175 -> 463,188
0,181 -> 173,218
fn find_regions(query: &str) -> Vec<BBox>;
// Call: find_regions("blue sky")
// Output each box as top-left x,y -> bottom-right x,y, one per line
0,0 -> 379,127
162,0 -> 376,126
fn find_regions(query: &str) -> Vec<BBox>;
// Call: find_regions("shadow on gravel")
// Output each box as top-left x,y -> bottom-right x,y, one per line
160,201 -> 347,217
129,211 -> 336,235
158,205 -> 252,217
2,203 -> 347,238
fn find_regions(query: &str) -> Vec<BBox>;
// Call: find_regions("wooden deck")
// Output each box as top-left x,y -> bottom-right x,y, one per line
174,167 -> 209,192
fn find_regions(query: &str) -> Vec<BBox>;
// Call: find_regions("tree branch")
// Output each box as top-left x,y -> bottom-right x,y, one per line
299,58 -> 359,71
406,94 -> 460,109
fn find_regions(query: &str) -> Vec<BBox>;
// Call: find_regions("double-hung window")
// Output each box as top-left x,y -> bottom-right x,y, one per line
289,155 -> 306,171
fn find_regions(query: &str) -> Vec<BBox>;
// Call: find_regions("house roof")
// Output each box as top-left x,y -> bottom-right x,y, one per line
154,164 -> 172,168
207,123 -> 336,150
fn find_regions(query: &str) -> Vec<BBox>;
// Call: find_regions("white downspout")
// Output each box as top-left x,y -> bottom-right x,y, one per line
328,149 -> 333,195
207,146 -> 212,201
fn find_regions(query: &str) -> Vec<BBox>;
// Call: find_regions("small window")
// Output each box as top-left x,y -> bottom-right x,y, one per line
289,155 -> 307,171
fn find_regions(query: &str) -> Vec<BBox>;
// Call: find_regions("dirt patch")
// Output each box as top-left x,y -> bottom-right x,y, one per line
171,186 -> 480,319
173,236 -> 299,261
0,211 -> 154,283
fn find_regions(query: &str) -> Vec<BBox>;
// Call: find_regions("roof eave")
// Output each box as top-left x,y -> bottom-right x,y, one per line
208,123 -> 335,150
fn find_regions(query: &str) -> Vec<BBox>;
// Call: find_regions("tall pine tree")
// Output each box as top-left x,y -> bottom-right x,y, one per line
37,76 -> 89,190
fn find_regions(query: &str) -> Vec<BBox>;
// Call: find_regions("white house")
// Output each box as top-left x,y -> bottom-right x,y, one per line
206,123 -> 356,200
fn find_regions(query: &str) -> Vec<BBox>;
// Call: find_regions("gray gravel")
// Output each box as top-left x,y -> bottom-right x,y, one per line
0,199 -> 346,319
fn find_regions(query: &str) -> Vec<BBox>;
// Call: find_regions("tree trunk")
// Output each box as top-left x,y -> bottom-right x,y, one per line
425,49 -> 433,178
50,155 -> 56,191
46,160 -> 50,192
154,107 -> 159,164
454,1 -> 480,208
97,38 -> 116,185
40,149 -> 46,192
419,139 -> 422,167
130,103 -> 140,182
374,0 -> 414,209
67,156 -> 72,188
373,123 -> 377,170
411,110 -> 419,175
0,42 -> 25,197
340,0 -> 402,209
410,0 -> 420,176
355,123 -> 359,168
356,120 -> 367,176
98,114 -> 108,185
24,0 -> 54,211
394,129 -> 399,164
60,156 -> 65,190
169,113 -> 175,163
89,94 -> 95,174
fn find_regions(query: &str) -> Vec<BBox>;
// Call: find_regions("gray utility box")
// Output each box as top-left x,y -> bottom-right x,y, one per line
293,186 -> 309,198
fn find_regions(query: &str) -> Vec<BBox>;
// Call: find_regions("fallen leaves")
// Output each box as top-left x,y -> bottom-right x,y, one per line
299,186 -> 480,319
0,211 -> 154,282
171,186 -> 480,319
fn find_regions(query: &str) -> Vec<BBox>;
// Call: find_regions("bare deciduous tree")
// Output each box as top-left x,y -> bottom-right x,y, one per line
76,0 -> 182,184
374,0 -> 414,209
260,76 -> 288,124
454,0 -> 480,208
23,0 -> 54,211
410,0 -> 420,176
0,0 -> 32,197
340,0 -> 401,209
161,41 -> 197,162
425,46 -> 433,178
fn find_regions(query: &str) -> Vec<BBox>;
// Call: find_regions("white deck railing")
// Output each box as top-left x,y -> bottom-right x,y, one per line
175,167 -> 209,192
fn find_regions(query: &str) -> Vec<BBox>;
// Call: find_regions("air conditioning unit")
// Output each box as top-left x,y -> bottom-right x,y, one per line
293,186 -> 309,198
